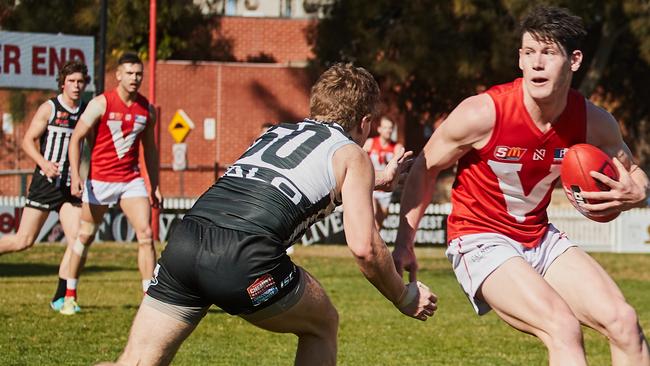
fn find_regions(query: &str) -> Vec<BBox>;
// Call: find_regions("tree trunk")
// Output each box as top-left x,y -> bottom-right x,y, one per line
579,18 -> 625,97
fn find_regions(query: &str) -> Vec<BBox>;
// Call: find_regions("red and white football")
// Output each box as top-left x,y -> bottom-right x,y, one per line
560,144 -> 620,222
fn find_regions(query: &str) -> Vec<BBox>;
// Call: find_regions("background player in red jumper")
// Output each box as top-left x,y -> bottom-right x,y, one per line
394,6 -> 649,366
63,52 -> 162,315
363,117 -> 404,230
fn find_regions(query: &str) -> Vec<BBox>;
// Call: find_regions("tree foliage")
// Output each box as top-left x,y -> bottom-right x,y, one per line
0,0 -> 235,63
310,0 -> 650,167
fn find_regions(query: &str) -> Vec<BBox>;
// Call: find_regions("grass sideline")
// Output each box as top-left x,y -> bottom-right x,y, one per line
1,243 -> 649,365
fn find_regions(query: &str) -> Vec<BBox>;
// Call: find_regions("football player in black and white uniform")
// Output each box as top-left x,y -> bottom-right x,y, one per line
0,60 -> 90,313
100,63 -> 437,366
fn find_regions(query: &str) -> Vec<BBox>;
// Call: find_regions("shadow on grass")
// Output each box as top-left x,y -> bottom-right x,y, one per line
207,307 -> 226,315
0,263 -> 130,277
74,304 -> 227,315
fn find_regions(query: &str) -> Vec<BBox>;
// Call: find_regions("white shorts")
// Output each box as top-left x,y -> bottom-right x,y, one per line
445,224 -> 575,315
372,191 -> 392,209
83,177 -> 148,205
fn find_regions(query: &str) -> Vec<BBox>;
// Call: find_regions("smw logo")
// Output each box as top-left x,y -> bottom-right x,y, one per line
494,146 -> 527,161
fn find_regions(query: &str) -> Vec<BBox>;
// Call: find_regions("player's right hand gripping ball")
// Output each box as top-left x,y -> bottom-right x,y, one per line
560,143 -> 619,222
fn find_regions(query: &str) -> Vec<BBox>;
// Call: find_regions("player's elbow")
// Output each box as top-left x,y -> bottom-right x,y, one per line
69,132 -> 81,146
20,137 -> 32,153
348,241 -> 377,263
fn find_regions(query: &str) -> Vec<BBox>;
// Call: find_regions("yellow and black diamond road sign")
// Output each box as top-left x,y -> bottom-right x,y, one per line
168,109 -> 195,143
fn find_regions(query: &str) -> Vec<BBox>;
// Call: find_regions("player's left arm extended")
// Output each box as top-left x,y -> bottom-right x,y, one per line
142,105 -> 161,198
584,103 -> 649,210
339,147 -> 437,320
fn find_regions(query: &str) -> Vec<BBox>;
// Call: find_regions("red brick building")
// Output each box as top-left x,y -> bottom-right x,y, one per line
0,16 -> 316,197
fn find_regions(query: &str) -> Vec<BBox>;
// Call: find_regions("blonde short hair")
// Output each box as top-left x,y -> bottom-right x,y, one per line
309,63 -> 380,132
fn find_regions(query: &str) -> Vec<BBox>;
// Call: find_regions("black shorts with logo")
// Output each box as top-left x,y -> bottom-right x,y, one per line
25,172 -> 81,212
147,215 -> 300,316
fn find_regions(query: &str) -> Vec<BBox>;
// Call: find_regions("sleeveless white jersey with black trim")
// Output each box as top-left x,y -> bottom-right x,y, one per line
36,95 -> 86,187
188,119 -> 355,246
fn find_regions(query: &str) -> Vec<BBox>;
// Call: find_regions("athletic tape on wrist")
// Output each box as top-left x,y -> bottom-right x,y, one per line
138,238 -> 153,247
395,281 -> 419,309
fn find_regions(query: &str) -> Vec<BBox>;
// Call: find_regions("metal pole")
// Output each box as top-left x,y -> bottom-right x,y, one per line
97,0 -> 107,94
149,0 -> 157,104
149,0 -> 161,241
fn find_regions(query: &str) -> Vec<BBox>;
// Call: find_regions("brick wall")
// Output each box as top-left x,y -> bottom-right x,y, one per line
155,61 -> 311,197
0,62 -> 311,197
217,17 -> 314,63
0,16 -> 315,198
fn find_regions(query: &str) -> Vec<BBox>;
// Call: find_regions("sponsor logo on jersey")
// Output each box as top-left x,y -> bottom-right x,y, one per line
247,274 -> 278,306
135,114 -> 147,124
554,148 -> 568,162
55,119 -> 70,127
494,146 -> 527,161
533,149 -> 546,161
109,112 -> 123,120
125,114 -> 132,121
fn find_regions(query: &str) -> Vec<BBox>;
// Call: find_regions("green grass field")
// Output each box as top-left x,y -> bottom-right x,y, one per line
1,243 -> 650,365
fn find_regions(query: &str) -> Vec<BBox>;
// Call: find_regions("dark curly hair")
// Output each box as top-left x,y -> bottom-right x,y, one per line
520,6 -> 587,55
56,59 -> 91,90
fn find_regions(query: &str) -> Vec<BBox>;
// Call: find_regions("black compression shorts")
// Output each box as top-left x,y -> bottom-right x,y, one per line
25,172 -> 81,212
147,216 -> 300,315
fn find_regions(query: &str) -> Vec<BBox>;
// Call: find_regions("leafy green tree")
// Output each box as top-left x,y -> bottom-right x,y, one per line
0,0 -> 234,63
310,0 -> 650,169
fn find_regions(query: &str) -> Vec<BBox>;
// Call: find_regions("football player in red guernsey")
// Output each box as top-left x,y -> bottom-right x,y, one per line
63,52 -> 162,315
363,117 -> 404,229
394,6 -> 649,366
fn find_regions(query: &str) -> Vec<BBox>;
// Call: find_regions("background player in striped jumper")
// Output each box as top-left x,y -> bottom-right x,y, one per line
393,6 -> 649,366
97,63 -> 436,366
0,60 -> 90,312
363,117 -> 404,230
63,52 -> 162,315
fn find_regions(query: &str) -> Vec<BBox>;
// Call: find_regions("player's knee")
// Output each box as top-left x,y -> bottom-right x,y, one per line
310,303 -> 339,339
603,302 -> 640,346
14,233 -> 36,251
136,227 -> 153,243
72,238 -> 90,258
325,306 -> 339,333
541,310 -> 582,347
78,220 -> 98,244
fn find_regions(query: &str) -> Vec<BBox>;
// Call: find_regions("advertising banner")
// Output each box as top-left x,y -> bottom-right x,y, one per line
0,30 -> 95,91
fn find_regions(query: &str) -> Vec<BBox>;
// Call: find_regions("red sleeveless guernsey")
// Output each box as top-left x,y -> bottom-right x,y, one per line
447,78 -> 587,248
89,89 -> 150,182
368,136 -> 397,170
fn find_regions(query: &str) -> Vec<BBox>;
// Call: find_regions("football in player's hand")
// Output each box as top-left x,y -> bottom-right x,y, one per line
560,144 -> 620,223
